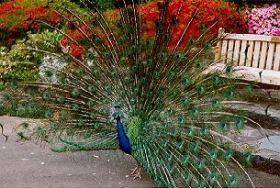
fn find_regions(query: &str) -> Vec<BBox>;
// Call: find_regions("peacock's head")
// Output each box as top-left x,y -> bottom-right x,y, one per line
111,104 -> 124,121
111,103 -> 143,144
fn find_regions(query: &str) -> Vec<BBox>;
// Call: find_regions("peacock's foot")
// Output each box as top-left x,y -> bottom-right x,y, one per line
130,166 -> 141,180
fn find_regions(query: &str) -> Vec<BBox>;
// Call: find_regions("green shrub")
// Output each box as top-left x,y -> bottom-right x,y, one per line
0,104 -> 8,116
0,30 -> 63,83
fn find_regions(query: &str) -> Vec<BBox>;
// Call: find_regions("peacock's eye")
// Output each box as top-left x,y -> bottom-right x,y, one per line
183,172 -> 190,183
56,96 -> 65,104
71,88 -> 80,97
71,104 -> 79,111
219,122 -> 230,132
158,51 -> 167,62
51,122 -> 59,130
208,149 -> 218,159
45,70 -> 54,77
211,98 -> 220,109
77,120 -> 85,128
235,117 -> 244,130
120,56 -> 126,66
89,112 -> 96,120
191,108 -> 200,117
180,97 -> 190,107
182,76 -> 192,87
196,85 -> 205,95
60,111 -> 68,120
224,149 -> 234,161
167,70 -> 176,81
225,65 -> 233,75
227,175 -> 238,187
170,89 -> 178,100
88,85 -> 97,93
195,159 -> 205,170
44,109 -> 53,118
43,90 -> 52,100
212,75 -> 221,86
177,114 -> 185,124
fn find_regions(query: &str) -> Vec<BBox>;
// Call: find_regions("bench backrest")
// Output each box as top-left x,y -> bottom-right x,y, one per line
215,28 -> 280,71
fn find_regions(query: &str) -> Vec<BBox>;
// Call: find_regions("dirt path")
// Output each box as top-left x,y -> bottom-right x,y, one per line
0,116 -> 280,188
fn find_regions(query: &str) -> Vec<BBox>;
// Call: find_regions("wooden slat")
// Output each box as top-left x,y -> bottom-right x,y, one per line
259,42 -> 268,69
227,40 -> 234,64
273,44 -> 280,71
214,28 -> 225,62
272,37 -> 280,43
266,43 -> 275,70
233,40 -> 241,65
224,33 -> 280,42
246,41 -> 254,67
239,40 -> 247,66
221,40 -> 228,64
252,41 -> 261,68
214,45 -> 221,62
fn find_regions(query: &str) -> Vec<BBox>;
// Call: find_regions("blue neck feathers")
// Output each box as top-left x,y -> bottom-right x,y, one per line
116,117 -> 132,155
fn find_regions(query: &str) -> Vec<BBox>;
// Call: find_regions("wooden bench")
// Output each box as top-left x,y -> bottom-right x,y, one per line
211,28 -> 280,85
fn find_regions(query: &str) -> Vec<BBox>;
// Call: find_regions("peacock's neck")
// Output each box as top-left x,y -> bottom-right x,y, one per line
116,118 -> 127,137
116,118 -> 132,154
115,116 -> 142,155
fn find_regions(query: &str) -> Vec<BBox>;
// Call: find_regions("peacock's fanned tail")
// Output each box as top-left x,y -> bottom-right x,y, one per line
3,0 -> 262,187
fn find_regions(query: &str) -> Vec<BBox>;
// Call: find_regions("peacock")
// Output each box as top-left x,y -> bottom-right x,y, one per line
1,0 -> 264,187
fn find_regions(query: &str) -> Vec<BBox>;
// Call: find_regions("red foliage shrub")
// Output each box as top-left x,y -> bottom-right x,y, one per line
70,44 -> 85,60
60,24 -> 91,60
59,0 -> 247,58
139,0 -> 247,49
0,0 -> 60,46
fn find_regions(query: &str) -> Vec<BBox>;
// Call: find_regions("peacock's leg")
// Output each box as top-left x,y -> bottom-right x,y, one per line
130,166 -> 141,180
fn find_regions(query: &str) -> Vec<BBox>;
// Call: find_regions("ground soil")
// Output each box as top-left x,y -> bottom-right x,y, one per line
0,116 -> 280,188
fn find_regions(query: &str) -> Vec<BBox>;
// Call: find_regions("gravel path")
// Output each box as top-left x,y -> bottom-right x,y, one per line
0,116 -> 280,188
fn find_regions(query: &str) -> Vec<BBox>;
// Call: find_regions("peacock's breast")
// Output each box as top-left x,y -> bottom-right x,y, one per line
126,116 -> 142,145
